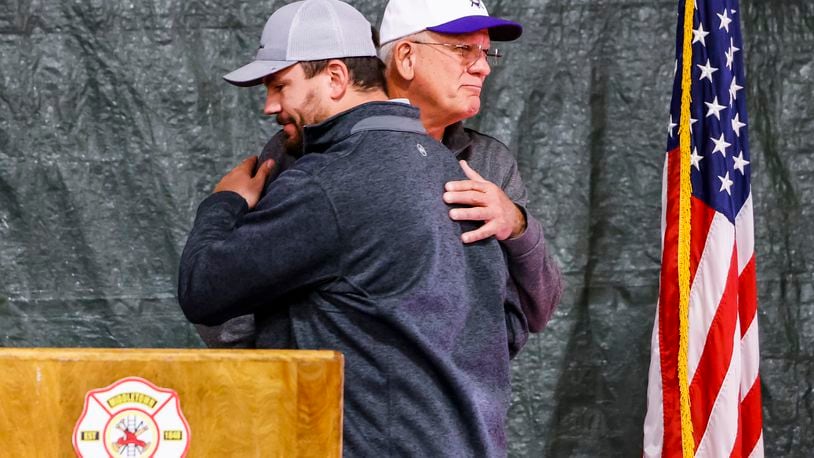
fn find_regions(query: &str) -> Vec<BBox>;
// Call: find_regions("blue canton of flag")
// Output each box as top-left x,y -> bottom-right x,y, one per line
666,0 -> 750,224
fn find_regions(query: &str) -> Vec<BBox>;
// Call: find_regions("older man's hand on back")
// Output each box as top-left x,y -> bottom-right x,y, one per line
444,160 -> 527,243
214,156 -> 276,209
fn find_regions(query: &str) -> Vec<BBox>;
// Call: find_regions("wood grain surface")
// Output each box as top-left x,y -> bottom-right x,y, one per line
0,348 -> 343,457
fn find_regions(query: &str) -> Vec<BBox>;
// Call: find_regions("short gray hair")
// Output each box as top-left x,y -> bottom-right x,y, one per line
378,31 -> 431,70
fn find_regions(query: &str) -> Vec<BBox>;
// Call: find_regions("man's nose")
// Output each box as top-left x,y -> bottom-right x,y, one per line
264,91 -> 281,115
467,52 -> 491,78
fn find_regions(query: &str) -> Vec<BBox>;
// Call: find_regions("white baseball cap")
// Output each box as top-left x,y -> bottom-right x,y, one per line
379,0 -> 523,45
224,0 -> 377,87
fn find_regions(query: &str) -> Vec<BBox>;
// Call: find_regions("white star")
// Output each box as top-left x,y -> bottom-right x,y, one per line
718,10 -> 733,33
697,59 -> 719,82
691,147 -> 703,170
718,171 -> 734,195
729,77 -> 743,105
693,23 -> 710,47
691,117 -> 698,127
725,47 -> 735,70
733,151 -> 750,175
729,37 -> 740,57
726,39 -> 741,71
705,96 -> 726,120
711,133 -> 731,156
667,116 -> 677,138
732,113 -> 746,137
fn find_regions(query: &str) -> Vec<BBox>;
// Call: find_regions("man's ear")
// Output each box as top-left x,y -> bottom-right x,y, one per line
325,60 -> 350,100
393,41 -> 416,81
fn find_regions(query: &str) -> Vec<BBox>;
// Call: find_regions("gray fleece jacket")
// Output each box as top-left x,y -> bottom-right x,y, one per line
179,102 -> 513,456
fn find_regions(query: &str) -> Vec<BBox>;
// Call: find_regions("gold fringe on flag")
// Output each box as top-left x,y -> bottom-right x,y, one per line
677,0 -> 696,456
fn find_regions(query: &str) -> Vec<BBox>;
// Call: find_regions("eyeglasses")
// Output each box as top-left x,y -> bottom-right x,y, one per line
409,41 -> 503,67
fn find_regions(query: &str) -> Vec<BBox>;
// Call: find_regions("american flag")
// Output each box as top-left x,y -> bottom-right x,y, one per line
643,0 -> 763,457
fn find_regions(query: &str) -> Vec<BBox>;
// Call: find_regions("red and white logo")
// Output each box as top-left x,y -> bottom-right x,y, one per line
73,377 -> 191,458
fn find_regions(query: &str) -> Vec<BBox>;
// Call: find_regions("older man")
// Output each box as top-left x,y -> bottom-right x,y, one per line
379,0 -> 562,338
198,0 -> 562,356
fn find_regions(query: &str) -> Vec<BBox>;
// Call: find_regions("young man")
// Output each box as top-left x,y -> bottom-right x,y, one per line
179,0 -> 515,454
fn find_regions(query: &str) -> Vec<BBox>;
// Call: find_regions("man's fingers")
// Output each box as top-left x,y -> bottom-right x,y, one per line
459,160 -> 485,181
238,155 -> 259,173
213,156 -> 274,206
449,207 -> 491,222
444,190 -> 490,207
460,223 -> 496,244
444,179 -> 487,193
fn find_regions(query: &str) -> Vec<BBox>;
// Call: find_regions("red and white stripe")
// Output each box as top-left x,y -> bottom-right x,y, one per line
643,149 -> 763,457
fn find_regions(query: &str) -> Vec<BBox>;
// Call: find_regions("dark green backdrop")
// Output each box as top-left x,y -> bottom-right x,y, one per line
1,0 -> 811,456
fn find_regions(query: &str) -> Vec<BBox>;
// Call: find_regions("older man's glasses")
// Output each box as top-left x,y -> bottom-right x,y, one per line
410,41 -> 503,67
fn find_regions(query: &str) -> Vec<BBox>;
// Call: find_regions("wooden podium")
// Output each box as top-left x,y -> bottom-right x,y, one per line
0,348 -> 344,457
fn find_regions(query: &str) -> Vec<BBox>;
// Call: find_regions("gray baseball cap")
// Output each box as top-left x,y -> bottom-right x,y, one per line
224,0 -> 377,87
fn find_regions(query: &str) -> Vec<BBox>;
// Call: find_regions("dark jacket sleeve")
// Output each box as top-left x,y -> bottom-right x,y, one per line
473,132 -> 564,334
194,316 -> 257,348
194,132 -> 298,347
178,170 -> 341,326
498,156 -> 563,333
501,212 -> 564,333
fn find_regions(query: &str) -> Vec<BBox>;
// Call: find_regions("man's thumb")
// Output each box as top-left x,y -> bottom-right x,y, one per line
255,159 -> 276,180
459,160 -> 483,181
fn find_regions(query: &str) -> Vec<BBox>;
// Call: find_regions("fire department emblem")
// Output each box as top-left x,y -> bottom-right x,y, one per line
73,377 -> 191,457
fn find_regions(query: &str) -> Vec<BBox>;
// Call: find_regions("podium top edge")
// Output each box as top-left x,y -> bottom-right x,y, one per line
0,348 -> 343,362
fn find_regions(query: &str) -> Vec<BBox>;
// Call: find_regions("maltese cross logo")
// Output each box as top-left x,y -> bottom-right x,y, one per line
73,377 -> 191,458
